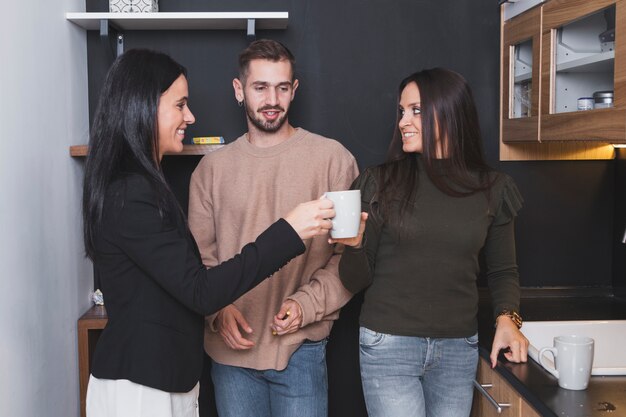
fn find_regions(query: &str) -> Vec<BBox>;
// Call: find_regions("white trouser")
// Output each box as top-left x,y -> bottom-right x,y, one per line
86,374 -> 199,417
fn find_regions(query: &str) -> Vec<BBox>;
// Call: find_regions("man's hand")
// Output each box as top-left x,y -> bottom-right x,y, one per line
216,304 -> 255,350
270,299 -> 303,336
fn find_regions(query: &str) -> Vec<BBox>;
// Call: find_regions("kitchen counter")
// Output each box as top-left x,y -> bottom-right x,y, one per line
477,293 -> 626,417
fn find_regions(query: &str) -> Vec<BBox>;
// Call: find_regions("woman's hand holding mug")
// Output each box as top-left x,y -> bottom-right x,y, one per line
284,198 -> 335,240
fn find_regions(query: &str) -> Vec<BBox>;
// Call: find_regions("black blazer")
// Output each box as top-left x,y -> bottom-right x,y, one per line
90,173 -> 304,392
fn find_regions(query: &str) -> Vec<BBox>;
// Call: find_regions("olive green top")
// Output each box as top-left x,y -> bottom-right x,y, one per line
339,156 -> 523,338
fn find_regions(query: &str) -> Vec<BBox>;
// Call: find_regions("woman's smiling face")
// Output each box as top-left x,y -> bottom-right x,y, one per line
398,82 -> 423,154
157,75 -> 195,160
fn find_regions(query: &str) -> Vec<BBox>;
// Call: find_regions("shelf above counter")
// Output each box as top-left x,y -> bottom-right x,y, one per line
65,12 -> 288,31
70,144 -> 224,157
556,50 -> 615,73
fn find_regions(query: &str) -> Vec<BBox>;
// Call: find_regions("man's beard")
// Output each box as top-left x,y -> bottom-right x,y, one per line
245,103 -> 289,133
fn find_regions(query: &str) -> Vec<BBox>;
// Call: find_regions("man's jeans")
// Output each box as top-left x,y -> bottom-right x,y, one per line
359,327 -> 479,417
211,339 -> 328,417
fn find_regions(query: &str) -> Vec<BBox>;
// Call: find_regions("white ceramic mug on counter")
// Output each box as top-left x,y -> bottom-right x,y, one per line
539,335 -> 594,390
323,190 -> 361,238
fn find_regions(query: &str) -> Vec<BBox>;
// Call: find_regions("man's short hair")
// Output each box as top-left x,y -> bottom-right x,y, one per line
238,39 -> 296,83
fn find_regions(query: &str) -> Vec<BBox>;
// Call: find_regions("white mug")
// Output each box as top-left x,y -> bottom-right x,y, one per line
323,190 -> 361,238
539,335 -> 594,390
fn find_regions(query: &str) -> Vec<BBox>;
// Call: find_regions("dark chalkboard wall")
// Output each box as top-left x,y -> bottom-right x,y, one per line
614,148 -> 626,297
87,0 -> 618,289
86,1 -> 622,416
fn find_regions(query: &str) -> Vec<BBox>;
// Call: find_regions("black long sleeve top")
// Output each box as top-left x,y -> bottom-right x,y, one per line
339,159 -> 522,338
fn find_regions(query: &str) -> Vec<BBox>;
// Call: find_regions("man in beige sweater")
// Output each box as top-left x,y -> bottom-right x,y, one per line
188,39 -> 358,417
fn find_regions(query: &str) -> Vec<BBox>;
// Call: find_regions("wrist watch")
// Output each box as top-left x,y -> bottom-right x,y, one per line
495,310 -> 522,329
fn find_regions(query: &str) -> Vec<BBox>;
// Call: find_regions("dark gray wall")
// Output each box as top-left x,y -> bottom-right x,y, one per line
87,0 -> 618,289
86,1 -> 623,416
613,148 -> 626,297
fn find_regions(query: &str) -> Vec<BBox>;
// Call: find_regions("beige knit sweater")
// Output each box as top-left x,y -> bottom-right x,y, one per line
188,128 -> 359,370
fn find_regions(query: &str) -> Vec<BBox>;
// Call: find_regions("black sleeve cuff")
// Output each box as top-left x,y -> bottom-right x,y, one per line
338,245 -> 370,294
253,218 -> 306,278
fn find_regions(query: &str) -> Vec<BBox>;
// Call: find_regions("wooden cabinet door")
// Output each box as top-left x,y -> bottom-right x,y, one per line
472,357 -> 543,417
502,5 -> 542,143
472,358 -> 521,417
540,0 -> 626,143
520,399 -> 542,417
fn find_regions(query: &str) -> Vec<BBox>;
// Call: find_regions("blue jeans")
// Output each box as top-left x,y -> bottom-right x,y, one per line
211,339 -> 328,417
359,327 -> 479,417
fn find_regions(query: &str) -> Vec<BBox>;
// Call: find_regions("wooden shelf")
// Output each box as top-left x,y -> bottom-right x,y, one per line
66,12 -> 288,31
70,144 -> 224,157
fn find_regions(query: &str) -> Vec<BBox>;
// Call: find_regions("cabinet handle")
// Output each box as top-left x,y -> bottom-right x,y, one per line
473,380 -> 511,414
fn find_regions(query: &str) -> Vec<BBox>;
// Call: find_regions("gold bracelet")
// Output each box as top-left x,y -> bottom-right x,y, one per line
495,310 -> 522,329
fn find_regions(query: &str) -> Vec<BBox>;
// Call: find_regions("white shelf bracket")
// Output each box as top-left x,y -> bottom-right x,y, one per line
247,18 -> 256,39
116,34 -> 124,57
99,19 -> 124,57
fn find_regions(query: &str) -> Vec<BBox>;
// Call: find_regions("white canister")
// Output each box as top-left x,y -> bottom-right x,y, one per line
577,97 -> 594,111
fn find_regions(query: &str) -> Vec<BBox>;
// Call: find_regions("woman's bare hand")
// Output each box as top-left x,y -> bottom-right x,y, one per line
329,212 -> 368,247
284,198 -> 335,240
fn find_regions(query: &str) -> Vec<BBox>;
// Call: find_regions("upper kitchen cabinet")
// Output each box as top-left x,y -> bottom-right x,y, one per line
500,0 -> 620,160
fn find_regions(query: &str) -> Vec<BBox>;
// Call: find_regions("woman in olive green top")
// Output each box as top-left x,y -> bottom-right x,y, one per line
336,68 -> 529,417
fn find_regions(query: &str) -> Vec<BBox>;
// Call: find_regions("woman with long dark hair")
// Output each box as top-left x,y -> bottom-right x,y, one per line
336,68 -> 528,417
83,49 -> 335,417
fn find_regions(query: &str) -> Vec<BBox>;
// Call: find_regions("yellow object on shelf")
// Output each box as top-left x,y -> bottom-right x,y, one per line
193,136 -> 224,144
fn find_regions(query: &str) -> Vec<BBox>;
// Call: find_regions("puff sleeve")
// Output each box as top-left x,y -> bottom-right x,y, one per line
485,174 -> 524,318
338,169 -> 383,294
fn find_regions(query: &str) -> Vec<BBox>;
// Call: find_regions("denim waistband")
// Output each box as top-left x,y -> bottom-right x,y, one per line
302,337 -> 328,344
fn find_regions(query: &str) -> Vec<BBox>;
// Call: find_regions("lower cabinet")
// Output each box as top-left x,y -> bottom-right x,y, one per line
77,305 -> 108,417
471,357 -> 541,417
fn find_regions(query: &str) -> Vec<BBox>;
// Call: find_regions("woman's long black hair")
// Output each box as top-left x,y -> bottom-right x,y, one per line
374,68 -> 494,225
83,49 -> 187,260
